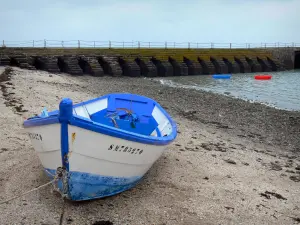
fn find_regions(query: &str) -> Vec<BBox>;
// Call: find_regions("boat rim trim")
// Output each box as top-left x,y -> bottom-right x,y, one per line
23,93 -> 177,146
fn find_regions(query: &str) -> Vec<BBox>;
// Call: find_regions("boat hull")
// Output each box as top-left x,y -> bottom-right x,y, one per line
25,123 -> 167,201
24,94 -> 177,201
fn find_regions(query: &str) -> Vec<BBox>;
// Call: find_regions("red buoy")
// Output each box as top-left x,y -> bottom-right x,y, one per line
254,75 -> 272,80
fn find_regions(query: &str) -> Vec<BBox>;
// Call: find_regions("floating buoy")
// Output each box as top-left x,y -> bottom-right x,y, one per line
212,74 -> 232,79
254,75 -> 272,80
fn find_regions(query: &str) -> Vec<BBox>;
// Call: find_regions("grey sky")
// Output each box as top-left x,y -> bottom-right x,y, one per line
0,0 -> 299,45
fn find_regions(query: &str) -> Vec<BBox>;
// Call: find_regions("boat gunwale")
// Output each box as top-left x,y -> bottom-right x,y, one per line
23,93 -> 177,146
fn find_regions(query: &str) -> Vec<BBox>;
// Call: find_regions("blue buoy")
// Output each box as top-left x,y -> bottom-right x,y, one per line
212,74 -> 232,79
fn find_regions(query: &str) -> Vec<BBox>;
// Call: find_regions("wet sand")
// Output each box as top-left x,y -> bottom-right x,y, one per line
0,67 -> 299,225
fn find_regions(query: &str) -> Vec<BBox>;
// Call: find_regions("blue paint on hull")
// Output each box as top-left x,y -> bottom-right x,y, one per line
45,168 -> 142,201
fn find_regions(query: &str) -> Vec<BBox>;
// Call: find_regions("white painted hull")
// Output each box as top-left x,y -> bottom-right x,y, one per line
25,123 -> 167,200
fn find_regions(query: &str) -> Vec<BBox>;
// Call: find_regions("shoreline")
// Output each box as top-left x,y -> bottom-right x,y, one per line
147,76 -> 300,153
0,67 -> 299,225
150,73 -> 300,113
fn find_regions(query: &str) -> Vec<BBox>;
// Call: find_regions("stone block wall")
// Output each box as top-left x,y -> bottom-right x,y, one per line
267,47 -> 300,70
1,47 -> 298,77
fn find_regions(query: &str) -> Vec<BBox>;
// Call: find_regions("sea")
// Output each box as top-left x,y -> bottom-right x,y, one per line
153,70 -> 300,112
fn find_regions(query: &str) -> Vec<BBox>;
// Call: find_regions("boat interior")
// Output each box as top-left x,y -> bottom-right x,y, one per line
72,94 -> 173,137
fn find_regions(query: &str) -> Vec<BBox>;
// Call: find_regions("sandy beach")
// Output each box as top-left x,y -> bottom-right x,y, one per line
0,66 -> 299,225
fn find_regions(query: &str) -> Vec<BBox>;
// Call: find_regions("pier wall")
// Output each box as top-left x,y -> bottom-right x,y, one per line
267,47 -> 300,70
0,47 -> 297,77
294,51 -> 300,69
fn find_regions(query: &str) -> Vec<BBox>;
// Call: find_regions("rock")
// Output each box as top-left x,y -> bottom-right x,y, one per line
64,217 -> 72,225
292,217 -> 300,223
185,146 -> 194,151
200,143 -> 212,151
260,191 -> 287,200
270,162 -> 282,171
183,110 -> 197,116
290,175 -> 300,182
225,206 -> 234,213
224,159 -> 236,164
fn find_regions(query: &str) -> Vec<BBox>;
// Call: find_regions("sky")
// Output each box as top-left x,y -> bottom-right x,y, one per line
0,0 -> 299,47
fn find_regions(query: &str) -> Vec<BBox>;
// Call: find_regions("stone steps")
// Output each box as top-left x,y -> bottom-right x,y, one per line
34,56 -> 60,73
58,56 -> 83,75
79,56 -> 104,76
0,55 -> 10,66
99,56 -> 122,76
153,60 -> 173,77
234,57 -> 251,73
120,59 -> 141,77
45,57 -> 60,73
269,58 -> 285,71
169,59 -> 188,76
257,57 -> 272,72
223,58 -> 240,74
9,54 -> 36,70
183,58 -> 203,75
198,59 -> 216,74
211,58 -> 228,74
135,59 -> 157,77
179,62 -> 189,76
145,61 -> 158,77
245,57 -> 262,72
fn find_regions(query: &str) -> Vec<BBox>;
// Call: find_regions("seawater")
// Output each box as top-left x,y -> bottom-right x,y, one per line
153,70 -> 300,111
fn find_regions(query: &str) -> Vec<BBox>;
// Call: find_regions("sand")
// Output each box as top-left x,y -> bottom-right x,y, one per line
0,66 -> 299,225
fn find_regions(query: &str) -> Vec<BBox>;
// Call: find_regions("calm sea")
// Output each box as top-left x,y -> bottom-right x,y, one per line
153,70 -> 300,112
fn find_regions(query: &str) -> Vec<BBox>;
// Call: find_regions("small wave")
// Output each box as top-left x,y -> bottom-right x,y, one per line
156,78 -> 203,90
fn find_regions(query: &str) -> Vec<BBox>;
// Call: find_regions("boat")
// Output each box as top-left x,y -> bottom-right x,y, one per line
23,93 -> 177,201
212,74 -> 232,79
254,74 -> 272,80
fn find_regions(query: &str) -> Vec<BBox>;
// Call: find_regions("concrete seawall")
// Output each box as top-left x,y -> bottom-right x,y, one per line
0,47 -> 296,77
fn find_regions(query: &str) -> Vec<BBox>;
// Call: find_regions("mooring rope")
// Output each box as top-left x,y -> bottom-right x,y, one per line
0,178 -> 58,205
0,168 -> 64,205
0,167 -> 69,225
59,198 -> 66,225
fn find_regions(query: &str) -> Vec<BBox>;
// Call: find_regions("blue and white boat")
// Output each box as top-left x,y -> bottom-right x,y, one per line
23,93 -> 177,201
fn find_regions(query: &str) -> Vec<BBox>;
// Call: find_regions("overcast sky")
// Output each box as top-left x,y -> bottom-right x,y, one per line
0,0 -> 299,47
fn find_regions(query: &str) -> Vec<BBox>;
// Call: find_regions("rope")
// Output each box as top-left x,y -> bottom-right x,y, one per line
0,167 -> 69,225
111,117 -> 119,128
59,198 -> 66,225
0,168 -> 64,205
0,178 -> 58,205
